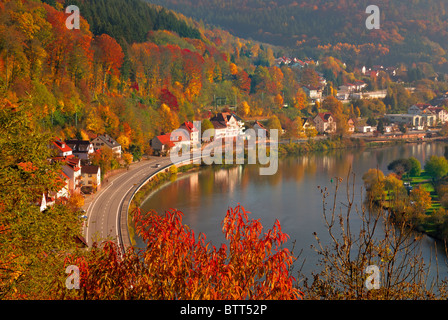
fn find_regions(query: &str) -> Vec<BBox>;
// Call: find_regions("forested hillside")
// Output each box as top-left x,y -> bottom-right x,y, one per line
146,0 -> 448,71
0,0 -> 327,158
4,0 -> 448,300
62,0 -> 201,43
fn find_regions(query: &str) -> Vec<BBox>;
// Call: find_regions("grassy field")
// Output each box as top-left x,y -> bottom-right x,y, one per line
403,170 -> 441,213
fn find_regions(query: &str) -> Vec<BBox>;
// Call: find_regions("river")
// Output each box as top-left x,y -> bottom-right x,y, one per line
137,141 -> 448,283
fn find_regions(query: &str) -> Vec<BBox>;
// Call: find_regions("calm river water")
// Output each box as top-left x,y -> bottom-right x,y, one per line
137,141 -> 448,281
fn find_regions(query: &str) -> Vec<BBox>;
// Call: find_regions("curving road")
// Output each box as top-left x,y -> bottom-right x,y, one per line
82,138 -> 263,249
84,156 -> 174,249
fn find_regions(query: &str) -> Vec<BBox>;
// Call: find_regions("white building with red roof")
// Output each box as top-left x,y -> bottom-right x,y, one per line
61,157 -> 82,193
178,121 -> 200,147
51,138 -> 73,157
314,112 -> 336,133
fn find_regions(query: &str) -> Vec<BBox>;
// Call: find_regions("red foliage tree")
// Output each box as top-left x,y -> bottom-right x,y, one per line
236,70 -> 251,94
58,205 -> 302,300
159,87 -> 179,112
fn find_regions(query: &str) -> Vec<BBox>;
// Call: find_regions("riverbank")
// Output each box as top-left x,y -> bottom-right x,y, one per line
370,168 -> 448,243
277,135 -> 426,156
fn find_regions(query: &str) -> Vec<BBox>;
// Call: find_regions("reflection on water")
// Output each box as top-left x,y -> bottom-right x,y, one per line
138,142 -> 448,280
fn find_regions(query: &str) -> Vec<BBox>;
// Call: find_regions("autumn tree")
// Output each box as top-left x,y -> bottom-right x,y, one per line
90,146 -> 119,176
266,115 -> 282,133
93,34 -> 124,93
122,152 -> 133,169
425,156 -> 448,180
0,98 -> 81,299
307,173 -> 435,300
410,186 -> 432,216
235,70 -> 251,94
408,157 -> 421,177
299,67 -> 320,88
274,93 -> 284,109
238,100 -> 250,117
57,205 -> 302,300
158,103 -> 180,134
293,87 -> 308,110
362,168 -> 386,201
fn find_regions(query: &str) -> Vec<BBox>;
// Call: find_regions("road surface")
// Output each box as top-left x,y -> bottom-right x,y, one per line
84,156 -> 174,248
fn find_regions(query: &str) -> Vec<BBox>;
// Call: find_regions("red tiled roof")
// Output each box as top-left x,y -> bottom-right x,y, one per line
52,139 -> 72,153
156,134 -> 176,148
318,112 -> 333,122
254,120 -> 265,129
414,103 -> 432,109
59,156 -> 81,172
180,121 -> 198,133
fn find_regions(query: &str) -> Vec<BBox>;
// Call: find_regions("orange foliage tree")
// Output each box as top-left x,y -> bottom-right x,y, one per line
93,34 -> 124,93
58,205 -> 302,300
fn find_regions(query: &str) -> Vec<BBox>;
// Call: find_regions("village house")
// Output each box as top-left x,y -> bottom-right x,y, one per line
178,121 -> 200,148
301,117 -> 316,131
347,118 -> 355,133
151,133 -> 177,155
51,138 -> 73,157
363,90 -> 387,99
314,112 -> 336,133
210,112 -> 244,140
91,134 -> 122,158
65,140 -> 94,161
40,171 -> 71,211
356,125 -> 374,133
384,113 -> 436,128
409,103 -> 448,124
384,103 -> 440,128
353,80 -> 367,91
427,106 -> 448,124
253,120 -> 269,137
81,165 -> 101,193
336,91 -> 350,101
408,103 -> 433,115
302,85 -> 323,103
61,157 -> 82,193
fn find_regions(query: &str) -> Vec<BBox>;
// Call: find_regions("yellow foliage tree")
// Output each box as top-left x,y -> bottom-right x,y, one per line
229,62 -> 238,75
241,101 -> 250,117
294,88 -> 308,110
117,135 -> 130,151
274,93 -> 284,109
122,152 -> 133,169
159,103 -> 180,133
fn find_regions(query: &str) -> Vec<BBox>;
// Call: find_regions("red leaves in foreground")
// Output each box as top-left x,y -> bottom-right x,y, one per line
61,204 -> 302,300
